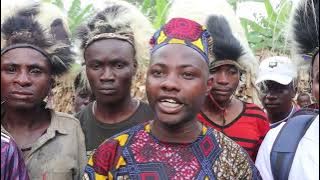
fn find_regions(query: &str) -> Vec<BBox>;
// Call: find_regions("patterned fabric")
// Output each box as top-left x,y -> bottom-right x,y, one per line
83,122 -> 262,180
198,102 -> 270,161
150,18 -> 213,64
1,132 -> 29,180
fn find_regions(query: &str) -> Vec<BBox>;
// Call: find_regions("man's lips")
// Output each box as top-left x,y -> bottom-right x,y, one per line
157,97 -> 184,114
264,104 -> 280,108
212,88 -> 231,95
10,91 -> 33,99
98,88 -> 117,95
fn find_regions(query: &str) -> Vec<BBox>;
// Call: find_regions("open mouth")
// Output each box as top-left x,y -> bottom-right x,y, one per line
265,104 -> 280,108
158,98 -> 184,114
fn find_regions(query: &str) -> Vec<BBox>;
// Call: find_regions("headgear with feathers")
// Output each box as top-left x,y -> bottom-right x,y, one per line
290,0 -> 319,67
167,0 -> 261,105
77,0 -> 154,66
206,16 -> 245,71
1,1 -> 74,76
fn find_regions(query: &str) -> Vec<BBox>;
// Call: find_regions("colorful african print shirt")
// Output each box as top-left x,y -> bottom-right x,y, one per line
83,122 -> 261,180
198,102 -> 270,161
1,132 -> 29,180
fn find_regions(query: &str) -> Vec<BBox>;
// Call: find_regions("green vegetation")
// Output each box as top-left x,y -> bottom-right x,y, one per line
42,0 -> 94,40
239,0 -> 293,54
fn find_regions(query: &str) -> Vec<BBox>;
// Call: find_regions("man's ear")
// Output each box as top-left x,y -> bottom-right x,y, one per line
206,75 -> 214,95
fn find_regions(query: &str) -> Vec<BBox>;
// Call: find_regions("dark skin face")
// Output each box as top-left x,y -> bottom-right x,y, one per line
74,88 -> 94,113
259,81 -> 295,123
84,39 -> 136,106
1,48 -> 53,147
297,94 -> 311,108
209,64 -> 240,104
1,48 -> 52,109
147,44 -> 211,141
312,53 -> 319,103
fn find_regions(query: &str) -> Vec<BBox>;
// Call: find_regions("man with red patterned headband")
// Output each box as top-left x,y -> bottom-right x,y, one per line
82,17 -> 261,180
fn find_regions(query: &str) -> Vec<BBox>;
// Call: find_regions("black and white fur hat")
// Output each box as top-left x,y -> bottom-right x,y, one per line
289,0 -> 319,67
77,0 -> 154,66
1,0 -> 74,76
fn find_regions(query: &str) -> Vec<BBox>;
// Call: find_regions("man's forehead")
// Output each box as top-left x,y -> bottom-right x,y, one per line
264,81 -> 289,88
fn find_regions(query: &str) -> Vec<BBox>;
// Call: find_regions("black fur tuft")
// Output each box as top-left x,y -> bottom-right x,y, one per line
1,5 -> 74,76
206,15 -> 244,61
293,0 -> 319,55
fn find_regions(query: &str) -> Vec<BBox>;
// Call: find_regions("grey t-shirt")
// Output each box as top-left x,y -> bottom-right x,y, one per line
75,101 -> 154,152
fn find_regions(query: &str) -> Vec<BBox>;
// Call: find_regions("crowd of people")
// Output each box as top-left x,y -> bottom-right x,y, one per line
1,0 -> 318,179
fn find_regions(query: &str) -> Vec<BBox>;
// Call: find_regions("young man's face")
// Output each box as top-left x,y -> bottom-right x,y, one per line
84,39 -> 136,105
259,81 -> 295,114
209,64 -> 240,103
1,48 -> 52,109
74,88 -> 94,113
312,53 -> 319,102
297,94 -> 311,108
146,44 -> 211,126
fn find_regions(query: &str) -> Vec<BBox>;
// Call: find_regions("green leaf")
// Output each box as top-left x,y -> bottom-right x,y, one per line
53,0 -> 64,9
153,1 -> 171,28
69,4 -> 94,36
277,0 -> 292,23
141,0 -> 152,13
264,0 -> 277,22
68,0 -> 81,19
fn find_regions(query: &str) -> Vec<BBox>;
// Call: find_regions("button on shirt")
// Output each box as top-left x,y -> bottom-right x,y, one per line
255,115 -> 319,180
2,110 -> 87,180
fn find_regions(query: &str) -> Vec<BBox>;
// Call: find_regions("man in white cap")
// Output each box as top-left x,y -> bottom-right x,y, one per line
256,56 -> 298,127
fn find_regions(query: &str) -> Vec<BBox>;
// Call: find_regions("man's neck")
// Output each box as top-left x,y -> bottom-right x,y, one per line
94,96 -> 137,124
2,106 -> 49,130
268,105 -> 294,124
151,119 -> 202,144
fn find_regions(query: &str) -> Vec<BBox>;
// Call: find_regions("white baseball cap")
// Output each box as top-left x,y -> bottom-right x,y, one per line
255,56 -> 297,85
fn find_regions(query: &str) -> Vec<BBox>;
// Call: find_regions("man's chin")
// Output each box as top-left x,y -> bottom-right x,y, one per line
5,101 -> 38,110
156,114 -> 194,129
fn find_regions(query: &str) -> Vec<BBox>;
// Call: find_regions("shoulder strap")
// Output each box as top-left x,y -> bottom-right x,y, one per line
270,114 -> 317,180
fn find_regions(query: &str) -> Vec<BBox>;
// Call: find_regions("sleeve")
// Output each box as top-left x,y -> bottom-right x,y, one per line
255,126 -> 282,180
256,112 -> 270,156
233,147 -> 262,180
82,140 -> 120,180
75,123 -> 87,180
1,137 -> 30,180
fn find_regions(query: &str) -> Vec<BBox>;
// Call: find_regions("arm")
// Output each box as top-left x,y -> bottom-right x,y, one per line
75,123 -> 87,180
1,134 -> 30,180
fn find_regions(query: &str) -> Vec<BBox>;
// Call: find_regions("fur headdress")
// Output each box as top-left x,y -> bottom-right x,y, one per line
1,1 -> 73,76
289,0 -> 319,67
167,0 -> 260,104
167,0 -> 258,75
77,0 -> 154,66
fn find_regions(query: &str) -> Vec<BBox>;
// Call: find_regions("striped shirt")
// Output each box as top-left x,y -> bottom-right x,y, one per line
1,131 -> 30,180
197,102 -> 270,161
